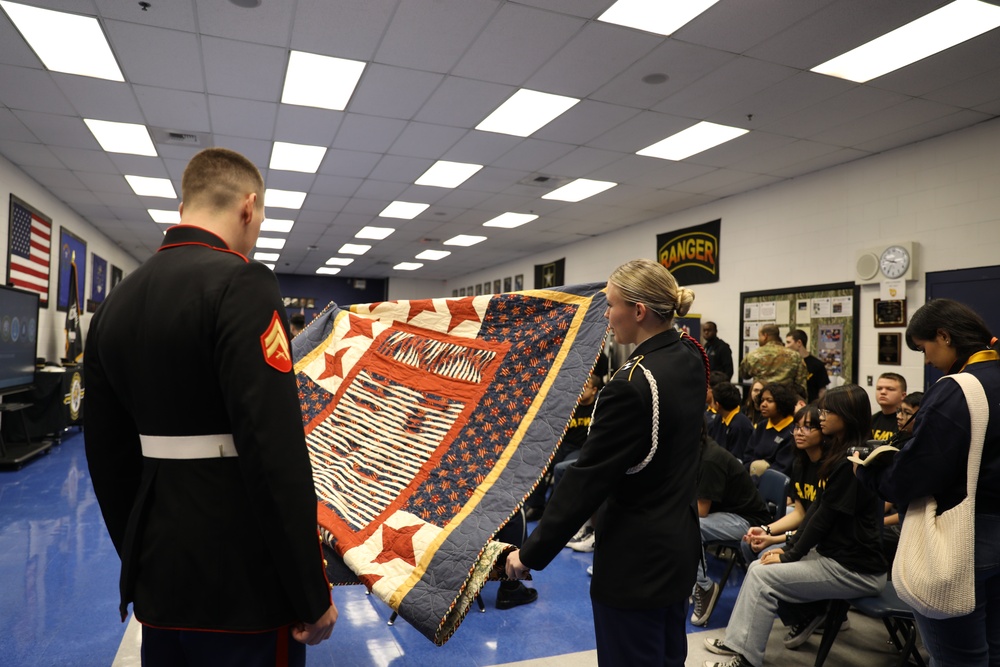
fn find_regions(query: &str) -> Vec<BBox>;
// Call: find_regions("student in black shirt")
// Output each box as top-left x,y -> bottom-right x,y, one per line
871,372 -> 906,441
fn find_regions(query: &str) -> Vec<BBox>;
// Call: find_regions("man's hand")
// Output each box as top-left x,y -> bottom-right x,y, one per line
291,602 -> 338,645
505,549 -> 531,580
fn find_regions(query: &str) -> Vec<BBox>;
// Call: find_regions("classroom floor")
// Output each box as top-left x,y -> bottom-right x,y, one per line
1,432 -> 924,667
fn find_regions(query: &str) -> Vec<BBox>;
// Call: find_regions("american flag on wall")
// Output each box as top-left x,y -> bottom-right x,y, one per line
7,198 -> 51,306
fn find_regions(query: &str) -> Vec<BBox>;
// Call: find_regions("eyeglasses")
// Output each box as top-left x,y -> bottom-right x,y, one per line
793,424 -> 818,433
818,409 -> 829,418
896,409 -> 917,418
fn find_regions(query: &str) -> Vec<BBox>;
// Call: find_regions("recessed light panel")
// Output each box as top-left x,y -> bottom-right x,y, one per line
483,212 -> 538,229
281,50 -> 365,111
443,235 -> 487,247
147,209 -> 180,224
262,263 -> 276,270
256,237 -> 286,250
414,161 -> 483,188
261,218 -> 294,233
254,252 -> 280,261
597,0 -> 721,36
85,119 -> 157,156
1,1 -> 124,81
393,262 -> 423,271
475,89 -> 580,137
264,188 -> 307,209
269,141 -> 327,173
326,257 -> 355,266
542,178 -> 617,202
379,201 -> 429,219
317,267 -> 341,275
339,243 -> 371,255
811,0 -> 1000,83
125,175 -> 176,198
356,226 -> 395,240
415,250 -> 451,261
637,121 -> 748,161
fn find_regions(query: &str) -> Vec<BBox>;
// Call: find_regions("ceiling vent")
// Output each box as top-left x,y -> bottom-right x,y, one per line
150,127 -> 214,147
516,173 -> 570,188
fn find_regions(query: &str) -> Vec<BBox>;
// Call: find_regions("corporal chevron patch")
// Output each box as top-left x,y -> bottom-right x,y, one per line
260,310 -> 292,372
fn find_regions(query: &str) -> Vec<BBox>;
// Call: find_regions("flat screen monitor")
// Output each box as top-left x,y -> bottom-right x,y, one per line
0,284 -> 39,397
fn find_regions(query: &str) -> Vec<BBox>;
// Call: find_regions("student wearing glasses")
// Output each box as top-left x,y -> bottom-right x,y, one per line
705,386 -> 887,667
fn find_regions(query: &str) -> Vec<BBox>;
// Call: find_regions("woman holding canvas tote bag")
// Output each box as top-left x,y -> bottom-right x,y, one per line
856,299 -> 1000,666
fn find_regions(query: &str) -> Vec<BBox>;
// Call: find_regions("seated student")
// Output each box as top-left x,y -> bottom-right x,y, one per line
881,391 -> 923,569
742,383 -> 797,476
871,372 -> 906,441
741,380 -> 764,425
708,382 -> 754,463
705,371 -> 731,434
691,430 -> 771,626
705,386 -> 887,667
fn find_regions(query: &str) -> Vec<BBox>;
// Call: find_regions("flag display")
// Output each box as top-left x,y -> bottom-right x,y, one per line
7,198 -> 51,306
65,255 -> 83,363
292,284 -> 608,644
533,258 -> 565,289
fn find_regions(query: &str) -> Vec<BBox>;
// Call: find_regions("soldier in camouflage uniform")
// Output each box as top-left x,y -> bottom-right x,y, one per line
739,324 -> 808,398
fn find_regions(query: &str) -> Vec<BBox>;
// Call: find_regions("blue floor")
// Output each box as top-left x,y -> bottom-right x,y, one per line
0,432 -> 735,666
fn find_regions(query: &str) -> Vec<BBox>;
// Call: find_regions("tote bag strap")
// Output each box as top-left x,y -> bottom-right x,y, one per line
941,372 -> 989,498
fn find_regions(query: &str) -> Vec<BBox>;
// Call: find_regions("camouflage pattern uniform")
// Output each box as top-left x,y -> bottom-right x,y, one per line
739,342 -> 809,397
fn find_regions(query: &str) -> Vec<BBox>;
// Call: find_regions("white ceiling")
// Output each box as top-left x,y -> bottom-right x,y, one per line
1,0 -> 999,280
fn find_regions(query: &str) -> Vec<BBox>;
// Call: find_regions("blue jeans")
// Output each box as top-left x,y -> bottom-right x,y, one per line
724,552 -> 885,667
912,513 -> 1000,667
696,512 -> 751,590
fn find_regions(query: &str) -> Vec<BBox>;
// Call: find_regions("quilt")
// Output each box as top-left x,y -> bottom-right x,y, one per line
291,283 -> 608,645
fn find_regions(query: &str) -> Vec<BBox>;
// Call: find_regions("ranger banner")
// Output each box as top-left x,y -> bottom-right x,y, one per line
656,219 -> 720,285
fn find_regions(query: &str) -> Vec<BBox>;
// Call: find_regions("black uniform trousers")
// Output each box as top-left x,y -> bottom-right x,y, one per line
592,599 -> 688,667
141,625 -> 304,667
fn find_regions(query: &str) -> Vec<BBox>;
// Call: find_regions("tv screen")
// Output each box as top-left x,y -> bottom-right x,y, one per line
0,285 -> 39,396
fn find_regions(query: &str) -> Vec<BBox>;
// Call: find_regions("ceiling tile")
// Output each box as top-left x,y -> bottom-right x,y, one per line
0,108 -> 34,142
654,56 -> 798,119
50,146 -> 119,172
0,65 -> 73,114
350,64 -> 444,120
413,75 -> 513,129
134,85 -> 211,133
53,74 -> 143,122
0,140 -> 62,168
368,154 -> 433,184
388,122 -> 465,159
104,20 -> 204,92
811,98 -> 962,147
201,36 -> 286,102
274,105 -> 342,146
95,0 -> 198,31
331,113 -> 407,153
318,149 -> 380,179
534,99 -> 640,145
490,137 -> 576,172
291,0 -> 396,61
207,96 -> 278,140
676,0 -> 835,53
195,1 -> 293,47
22,165 -> 86,191
13,110 -> 98,150
375,0 -> 499,73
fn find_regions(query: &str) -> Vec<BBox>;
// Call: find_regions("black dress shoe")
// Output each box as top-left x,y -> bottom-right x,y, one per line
496,581 -> 538,610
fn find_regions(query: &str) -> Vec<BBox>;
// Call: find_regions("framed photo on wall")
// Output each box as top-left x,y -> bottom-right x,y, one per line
503,277 -> 512,292
874,299 -> 907,327
493,279 -> 501,293
878,332 -> 902,365
57,228 -> 87,312
514,274 -> 523,291
110,265 -> 123,290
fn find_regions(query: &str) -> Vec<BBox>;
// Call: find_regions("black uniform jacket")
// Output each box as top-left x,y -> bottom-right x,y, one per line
84,225 -> 330,631
520,329 -> 705,609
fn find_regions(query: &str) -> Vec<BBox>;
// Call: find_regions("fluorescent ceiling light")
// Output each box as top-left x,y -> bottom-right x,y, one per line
256,237 -> 286,250
483,212 -> 538,229
264,188 -> 307,209
637,121 -> 748,161
379,201 -> 429,219
597,0 -> 721,36
443,234 -> 487,247
269,141 -> 327,174
254,252 -> 280,262
261,218 -> 294,233
394,262 -> 423,271
326,257 -> 355,266
415,249 -> 451,261
339,243 -> 371,255
281,50 -> 365,111
414,160 -> 483,188
84,119 -> 157,156
542,178 -> 617,202
475,89 -> 579,137
811,0 -> 1000,83
317,267 -> 341,275
147,209 -> 180,224
355,226 -> 395,240
125,175 -> 176,198
1,1 -> 124,81
262,263 -> 276,270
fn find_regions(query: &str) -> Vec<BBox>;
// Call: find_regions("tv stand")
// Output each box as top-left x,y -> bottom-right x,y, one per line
0,401 -> 53,468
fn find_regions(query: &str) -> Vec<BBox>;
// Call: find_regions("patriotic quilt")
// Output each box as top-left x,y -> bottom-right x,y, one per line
291,284 -> 608,645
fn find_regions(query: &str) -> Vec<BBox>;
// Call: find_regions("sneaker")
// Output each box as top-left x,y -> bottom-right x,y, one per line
704,656 -> 753,667
495,581 -> 538,610
569,531 -> 596,552
691,582 -> 721,626
704,638 -> 737,656
586,565 -> 593,576
565,524 -> 592,548
783,613 -> 826,649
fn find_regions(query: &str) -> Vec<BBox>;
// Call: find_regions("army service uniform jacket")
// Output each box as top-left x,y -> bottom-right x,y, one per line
520,329 -> 706,609
84,225 -> 330,632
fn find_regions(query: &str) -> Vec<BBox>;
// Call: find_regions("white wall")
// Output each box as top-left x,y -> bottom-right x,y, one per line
0,154 -> 141,363
387,277 -> 447,302
446,116 -> 1000,407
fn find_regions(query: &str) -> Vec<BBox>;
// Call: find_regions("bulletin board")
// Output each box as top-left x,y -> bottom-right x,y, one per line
739,282 -> 860,385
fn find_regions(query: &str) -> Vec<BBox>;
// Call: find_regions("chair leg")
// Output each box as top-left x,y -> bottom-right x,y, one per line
476,593 -> 486,613
814,600 -> 850,667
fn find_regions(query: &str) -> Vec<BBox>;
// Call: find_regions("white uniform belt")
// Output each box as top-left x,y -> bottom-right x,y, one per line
139,434 -> 238,459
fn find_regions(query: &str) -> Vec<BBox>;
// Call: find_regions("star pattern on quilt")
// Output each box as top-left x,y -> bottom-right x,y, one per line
344,314 -> 375,339
407,299 -> 437,322
372,522 -> 422,566
318,347 -> 349,380
446,299 -> 481,332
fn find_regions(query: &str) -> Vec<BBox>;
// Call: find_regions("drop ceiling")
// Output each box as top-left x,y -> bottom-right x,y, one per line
1,0 -> 998,280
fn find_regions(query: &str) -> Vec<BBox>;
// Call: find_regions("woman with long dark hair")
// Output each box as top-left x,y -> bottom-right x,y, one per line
704,385 -> 887,667
857,298 -> 1000,666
